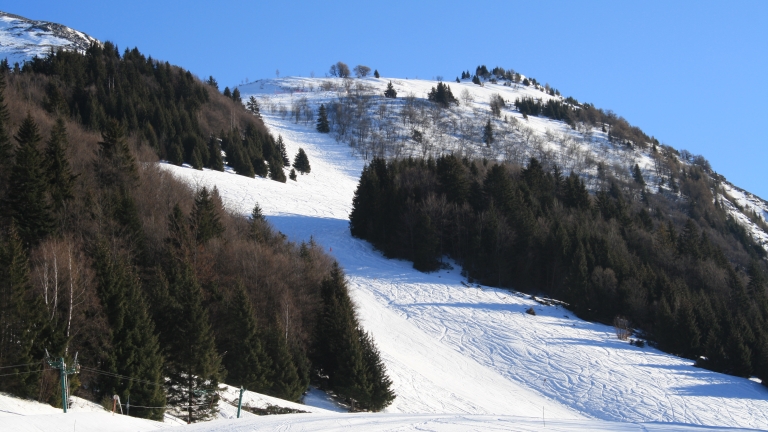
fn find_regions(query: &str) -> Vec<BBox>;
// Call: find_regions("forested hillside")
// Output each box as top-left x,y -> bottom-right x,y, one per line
350,153 -> 768,382
0,44 -> 392,422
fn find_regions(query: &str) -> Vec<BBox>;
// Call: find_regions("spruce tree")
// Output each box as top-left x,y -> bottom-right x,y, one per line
206,136 -> 224,171
316,104 -> 330,133
293,148 -> 311,174
163,260 -> 222,423
268,159 -> 287,182
0,223 -> 47,399
190,187 -> 225,245
0,71 -> 11,169
96,119 -> 137,186
277,135 -> 290,165
246,96 -> 260,117
6,113 -> 55,246
633,164 -> 645,185
232,88 -> 242,104
44,118 -> 77,211
264,325 -> 304,401
373,69 -> 380,78
219,283 -> 271,393
223,87 -> 231,98
482,120 -> 494,147
360,329 -> 395,411
290,168 -> 297,181
93,244 -> 165,420
384,81 -> 397,98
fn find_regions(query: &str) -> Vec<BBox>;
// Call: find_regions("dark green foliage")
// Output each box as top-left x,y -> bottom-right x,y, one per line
313,264 -> 394,411
264,326 -> 304,401
316,104 -> 330,133
5,113 -> 55,246
633,164 -> 645,185
96,119 -> 137,186
373,69 -> 380,79
44,118 -> 77,211
92,244 -> 165,420
515,97 -> 542,117
246,96 -> 260,117
427,82 -> 458,107
163,259 -> 222,423
384,81 -> 397,98
472,75 -> 481,85
290,169 -> 297,181
482,120 -> 494,147
223,87 -> 231,98
0,72 -> 11,166
218,284 -> 271,393
269,159 -> 286,182
349,156 -> 768,380
0,224 -> 47,398
293,148 -> 311,174
276,135 -> 290,166
206,75 -> 218,90
190,187 -> 225,245
206,136 -> 224,171
231,88 -> 241,104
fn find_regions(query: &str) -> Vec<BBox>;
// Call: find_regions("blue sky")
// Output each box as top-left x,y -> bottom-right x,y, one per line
4,0 -> 767,198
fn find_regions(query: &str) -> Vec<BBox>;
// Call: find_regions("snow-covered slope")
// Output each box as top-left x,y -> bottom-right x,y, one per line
156,75 -> 768,430
0,11 -> 98,66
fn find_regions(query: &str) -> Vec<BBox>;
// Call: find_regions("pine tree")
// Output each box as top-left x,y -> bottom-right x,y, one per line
633,164 -> 645,185
246,96 -> 260,117
218,283 -> 271,393
384,81 -> 397,98
290,168 -> 297,181
223,87 -> 231,98
231,88 -> 242,104
373,69 -> 380,78
96,119 -> 137,186
0,71 -> 11,168
190,187 -> 225,245
316,104 -> 330,133
293,148 -> 311,174
264,325 -> 304,401
163,260 -> 222,423
482,119 -> 494,147
5,113 -> 55,246
44,118 -> 77,211
276,135 -> 290,165
206,136 -> 224,171
0,223 -> 47,398
268,159 -> 286,183
359,329 -> 394,411
93,244 -> 166,420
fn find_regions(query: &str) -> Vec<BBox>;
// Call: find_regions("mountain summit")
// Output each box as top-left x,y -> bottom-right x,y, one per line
0,11 -> 98,65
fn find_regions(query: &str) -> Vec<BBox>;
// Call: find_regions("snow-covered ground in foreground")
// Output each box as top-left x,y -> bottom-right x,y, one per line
157,75 -> 768,431
170,412 -> 762,432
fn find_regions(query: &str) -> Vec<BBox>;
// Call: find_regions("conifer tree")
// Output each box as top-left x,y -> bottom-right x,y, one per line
264,325 -> 304,401
360,329 -> 395,411
482,120 -> 494,147
290,168 -> 297,181
373,69 -> 380,78
246,96 -> 261,117
93,244 -> 165,420
206,136 -> 224,171
384,81 -> 397,98
276,135 -> 290,165
223,87 -> 231,98
0,71 -> 11,170
0,223 -> 47,398
6,113 -> 55,246
218,283 -> 271,393
268,159 -> 287,183
633,164 -> 645,185
163,260 -> 222,423
190,187 -> 225,245
293,148 -> 311,174
96,119 -> 137,186
316,104 -> 330,133
44,118 -> 77,211
231,88 -> 242,104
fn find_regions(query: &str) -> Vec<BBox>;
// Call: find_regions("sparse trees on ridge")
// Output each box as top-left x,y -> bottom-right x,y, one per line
354,65 -> 371,78
329,62 -> 350,78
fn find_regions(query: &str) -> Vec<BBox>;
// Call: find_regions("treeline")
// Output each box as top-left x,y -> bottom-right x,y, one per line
350,155 -> 768,382
0,50 -> 392,421
21,41 -> 287,180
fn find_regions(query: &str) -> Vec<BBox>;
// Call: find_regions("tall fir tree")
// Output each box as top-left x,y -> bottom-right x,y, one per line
44,118 -> 77,211
293,148 -> 311,174
190,187 -> 225,245
5,113 -> 55,246
246,96 -> 260,117
96,119 -> 137,187
92,244 -> 165,420
383,81 -> 397,98
0,223 -> 47,398
482,119 -> 494,147
316,104 -> 330,133
206,136 -> 224,171
264,325 -> 304,401
276,135 -> 290,166
218,283 -> 272,393
0,71 -> 11,173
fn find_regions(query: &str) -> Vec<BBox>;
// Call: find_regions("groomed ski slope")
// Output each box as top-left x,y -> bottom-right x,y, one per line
158,75 -> 768,430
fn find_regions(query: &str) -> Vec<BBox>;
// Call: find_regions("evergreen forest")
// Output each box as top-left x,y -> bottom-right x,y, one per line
0,43 -> 393,422
349,155 -> 768,382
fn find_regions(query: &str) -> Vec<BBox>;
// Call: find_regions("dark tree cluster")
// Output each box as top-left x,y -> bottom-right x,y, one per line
427,82 -> 458,108
350,155 -> 768,383
21,42 -> 285,180
0,45 -> 393,419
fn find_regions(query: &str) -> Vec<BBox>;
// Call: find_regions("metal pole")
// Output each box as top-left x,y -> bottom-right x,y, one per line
237,386 -> 244,418
60,357 -> 67,413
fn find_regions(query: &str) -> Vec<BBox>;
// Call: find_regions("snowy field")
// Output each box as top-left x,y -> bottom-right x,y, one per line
152,75 -> 768,430
0,11 -> 97,66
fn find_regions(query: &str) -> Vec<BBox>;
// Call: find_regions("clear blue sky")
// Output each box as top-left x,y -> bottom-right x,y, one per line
4,0 -> 767,198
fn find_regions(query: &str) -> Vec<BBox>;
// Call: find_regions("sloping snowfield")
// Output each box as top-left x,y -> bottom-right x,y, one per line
153,75 -> 768,431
